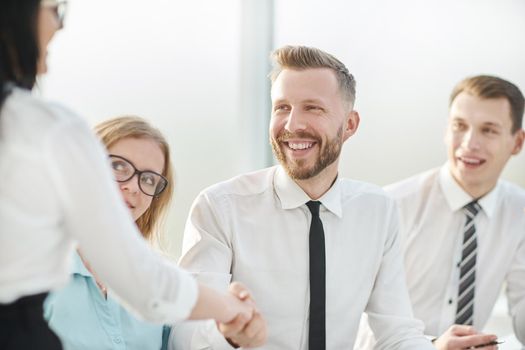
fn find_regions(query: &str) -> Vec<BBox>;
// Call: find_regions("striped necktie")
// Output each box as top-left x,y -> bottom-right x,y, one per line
455,200 -> 482,325
306,201 -> 326,350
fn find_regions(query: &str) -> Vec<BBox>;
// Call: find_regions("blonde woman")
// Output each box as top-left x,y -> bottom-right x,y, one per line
45,116 -> 178,349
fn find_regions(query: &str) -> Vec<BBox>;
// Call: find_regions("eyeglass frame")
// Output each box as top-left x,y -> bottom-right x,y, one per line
108,154 -> 168,197
40,0 -> 68,28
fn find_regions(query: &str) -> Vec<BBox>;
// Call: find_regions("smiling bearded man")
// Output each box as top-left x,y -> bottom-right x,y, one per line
171,45 -> 435,350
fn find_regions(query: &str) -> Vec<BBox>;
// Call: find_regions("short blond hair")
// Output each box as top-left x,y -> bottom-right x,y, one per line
94,116 -> 174,246
270,45 -> 356,108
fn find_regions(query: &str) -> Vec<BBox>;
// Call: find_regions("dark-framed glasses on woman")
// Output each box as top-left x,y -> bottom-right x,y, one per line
109,155 -> 168,197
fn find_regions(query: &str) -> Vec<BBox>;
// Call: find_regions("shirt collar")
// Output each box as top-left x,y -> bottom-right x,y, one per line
71,251 -> 93,278
273,166 -> 343,218
439,163 -> 500,219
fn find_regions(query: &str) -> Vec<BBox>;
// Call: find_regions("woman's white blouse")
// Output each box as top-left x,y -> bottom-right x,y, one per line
0,88 -> 197,323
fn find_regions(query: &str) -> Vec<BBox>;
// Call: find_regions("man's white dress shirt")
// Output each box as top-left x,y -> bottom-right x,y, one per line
356,165 -> 525,347
0,88 -> 197,323
171,166 -> 433,349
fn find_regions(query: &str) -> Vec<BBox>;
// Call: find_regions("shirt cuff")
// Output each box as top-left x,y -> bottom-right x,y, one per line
156,269 -> 199,323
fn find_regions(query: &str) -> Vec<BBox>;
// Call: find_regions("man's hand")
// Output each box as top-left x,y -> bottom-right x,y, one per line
218,282 -> 267,348
433,325 -> 498,350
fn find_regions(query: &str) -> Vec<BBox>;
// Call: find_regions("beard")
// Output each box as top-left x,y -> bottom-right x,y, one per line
271,126 -> 343,180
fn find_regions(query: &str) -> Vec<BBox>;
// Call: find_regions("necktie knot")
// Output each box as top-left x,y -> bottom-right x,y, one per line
464,200 -> 481,219
306,201 -> 321,217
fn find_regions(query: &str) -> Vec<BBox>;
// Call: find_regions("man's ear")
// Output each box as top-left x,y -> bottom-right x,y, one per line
511,129 -> 525,155
343,110 -> 360,142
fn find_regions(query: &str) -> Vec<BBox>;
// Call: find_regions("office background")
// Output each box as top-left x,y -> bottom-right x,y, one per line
39,0 -> 524,341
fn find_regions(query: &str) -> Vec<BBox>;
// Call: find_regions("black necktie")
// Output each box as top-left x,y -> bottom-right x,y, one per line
306,201 -> 326,350
455,200 -> 482,325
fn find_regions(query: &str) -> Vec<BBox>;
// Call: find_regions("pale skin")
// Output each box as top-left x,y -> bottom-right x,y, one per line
218,284 -> 267,348
192,283 -> 256,324
37,4 -> 262,335
433,325 -> 498,350
220,67 -> 360,346
108,137 -> 164,222
445,92 -> 524,199
37,2 -> 62,75
435,92 -> 525,349
270,68 -> 360,199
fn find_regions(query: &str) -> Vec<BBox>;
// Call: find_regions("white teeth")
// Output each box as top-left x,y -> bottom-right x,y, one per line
461,157 -> 482,164
288,142 -> 313,150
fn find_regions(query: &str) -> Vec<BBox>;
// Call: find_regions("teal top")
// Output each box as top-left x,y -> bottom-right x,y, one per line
44,253 -> 169,350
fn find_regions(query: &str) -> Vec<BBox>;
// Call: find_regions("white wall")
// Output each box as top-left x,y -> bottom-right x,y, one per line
274,0 -> 525,186
40,0 -> 251,258
41,0 -> 525,263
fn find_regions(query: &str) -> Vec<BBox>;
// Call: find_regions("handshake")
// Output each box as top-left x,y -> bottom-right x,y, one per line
219,282 -> 267,348
194,282 -> 267,348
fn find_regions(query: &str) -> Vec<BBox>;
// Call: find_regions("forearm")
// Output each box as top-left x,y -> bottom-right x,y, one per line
189,285 -> 240,323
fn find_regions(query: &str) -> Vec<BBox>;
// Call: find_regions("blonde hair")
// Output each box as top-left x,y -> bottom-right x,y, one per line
270,45 -> 356,109
94,116 -> 174,247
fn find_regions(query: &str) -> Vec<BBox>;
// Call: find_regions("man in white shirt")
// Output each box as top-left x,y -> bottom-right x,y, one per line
170,45 -> 434,349
357,75 -> 525,350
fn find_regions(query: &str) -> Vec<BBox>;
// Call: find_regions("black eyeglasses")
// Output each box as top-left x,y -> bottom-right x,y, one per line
109,155 -> 168,197
41,0 -> 68,28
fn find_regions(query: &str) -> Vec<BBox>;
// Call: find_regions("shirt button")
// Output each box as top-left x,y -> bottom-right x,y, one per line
113,337 -> 122,344
448,298 -> 453,305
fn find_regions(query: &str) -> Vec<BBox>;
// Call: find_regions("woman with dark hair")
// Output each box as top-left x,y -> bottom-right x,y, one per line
0,1 -> 263,350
